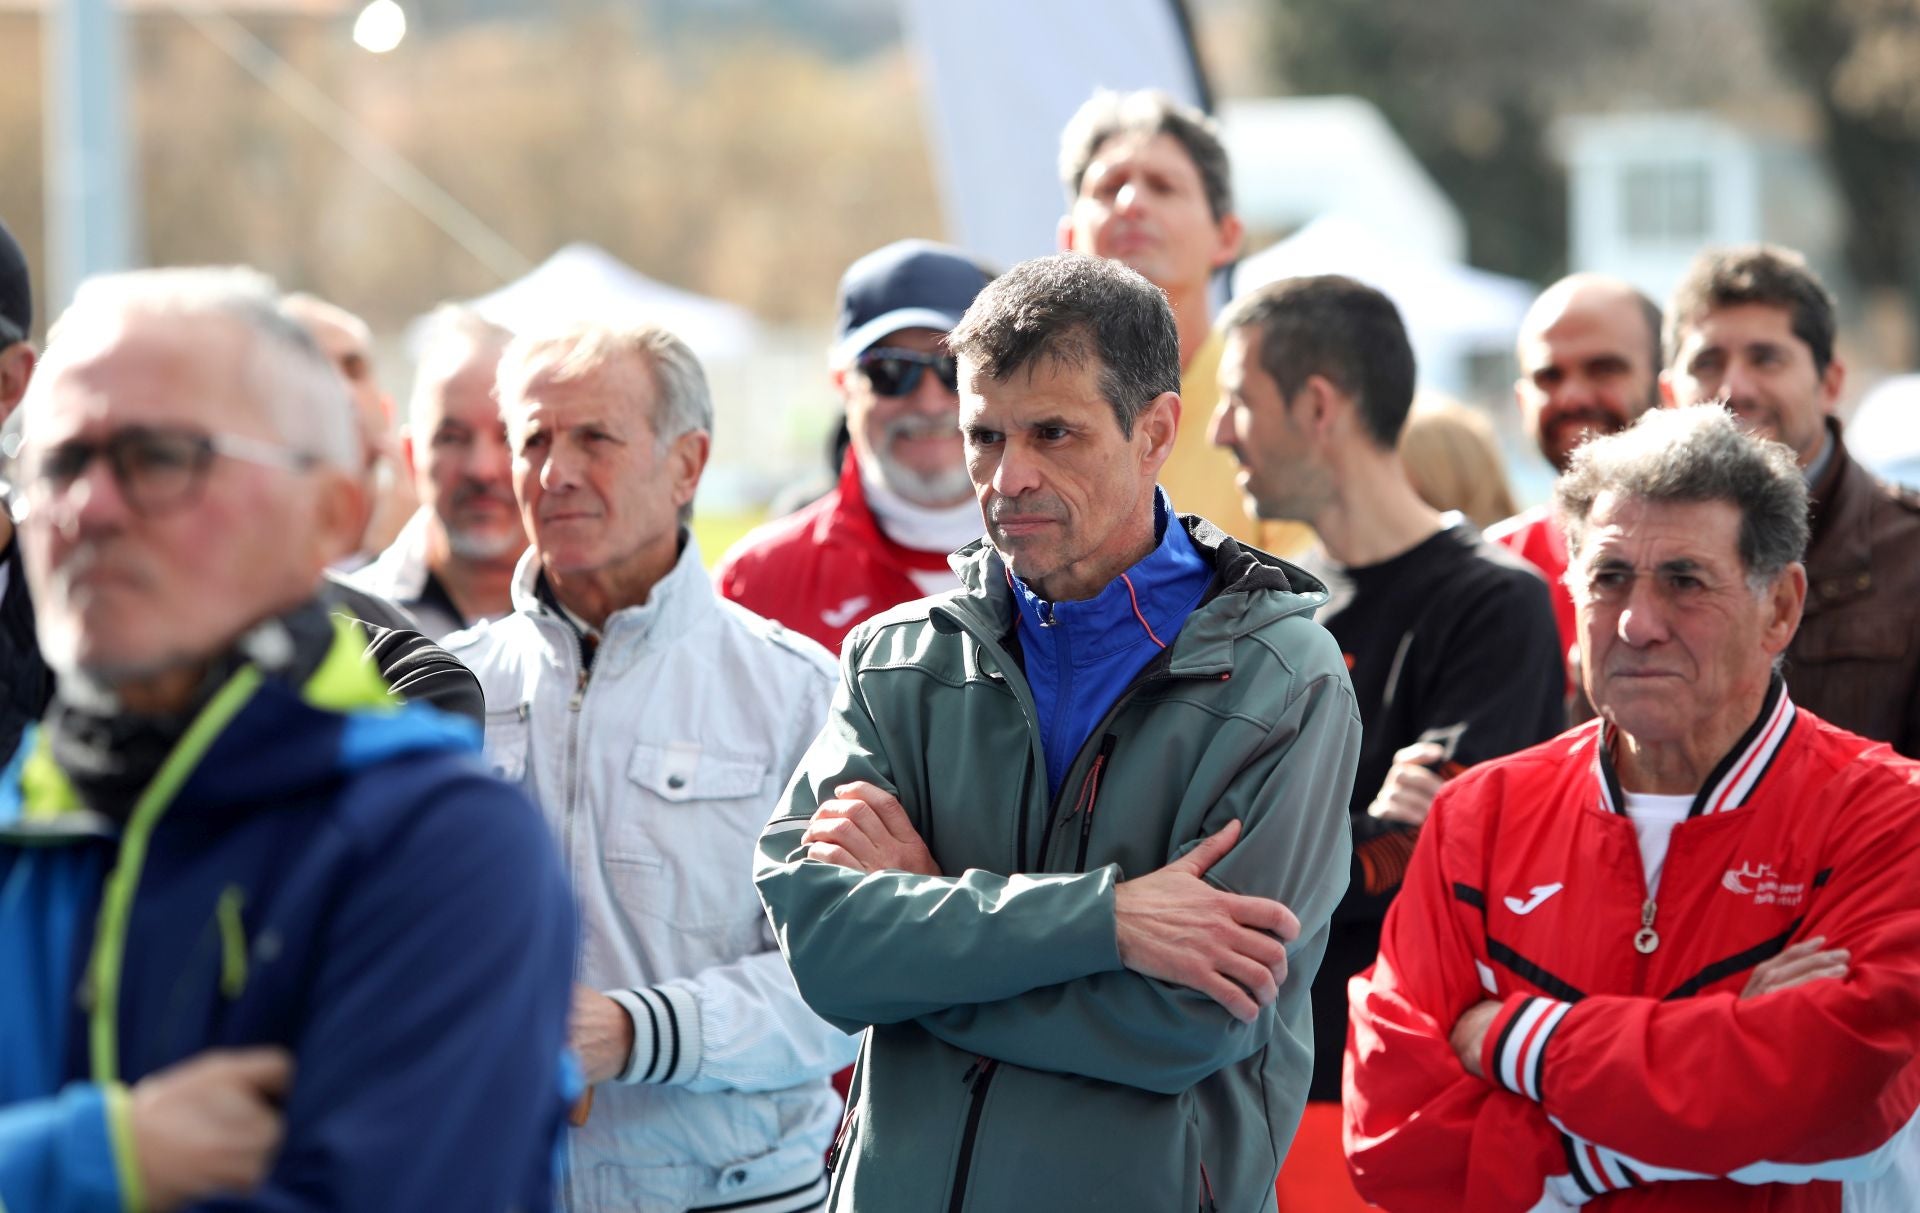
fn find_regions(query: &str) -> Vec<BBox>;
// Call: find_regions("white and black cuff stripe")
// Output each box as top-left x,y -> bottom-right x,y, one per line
607,985 -> 701,1086
1491,996 -> 1571,1102
1560,1132 -> 1646,1197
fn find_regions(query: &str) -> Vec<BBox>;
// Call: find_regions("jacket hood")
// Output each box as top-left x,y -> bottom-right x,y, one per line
942,512 -> 1329,672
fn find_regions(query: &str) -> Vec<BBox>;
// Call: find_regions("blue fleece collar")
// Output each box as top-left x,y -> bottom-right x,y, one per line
1010,489 -> 1211,663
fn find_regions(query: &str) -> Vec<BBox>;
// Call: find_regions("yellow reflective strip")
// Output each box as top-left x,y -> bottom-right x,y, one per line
216,885 -> 248,999
103,1082 -> 146,1213
302,616 -> 398,712
20,733 -> 82,821
88,667 -> 262,1084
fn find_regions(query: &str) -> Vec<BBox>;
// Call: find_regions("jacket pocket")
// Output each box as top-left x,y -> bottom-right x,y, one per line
481,705 -> 531,784
609,741 -> 770,931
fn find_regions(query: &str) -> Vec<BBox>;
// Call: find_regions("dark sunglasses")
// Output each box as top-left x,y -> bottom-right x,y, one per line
22,424 -> 318,518
857,348 -> 959,398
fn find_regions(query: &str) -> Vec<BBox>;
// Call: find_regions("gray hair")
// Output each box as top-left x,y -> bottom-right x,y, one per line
29,266 -> 360,475
1555,404 -> 1808,592
1059,89 -> 1234,222
495,324 -> 712,525
407,303 -> 513,426
947,252 -> 1179,438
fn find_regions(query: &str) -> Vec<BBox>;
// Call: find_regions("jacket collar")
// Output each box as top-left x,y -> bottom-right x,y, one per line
357,507 -> 436,602
1007,490 -> 1206,662
1804,418 -> 1878,605
813,451 -> 959,572
1593,675 -> 1797,820
509,530 -> 714,658
941,505 -> 1329,677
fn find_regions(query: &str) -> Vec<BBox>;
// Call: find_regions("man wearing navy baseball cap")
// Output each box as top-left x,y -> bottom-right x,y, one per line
717,239 -> 993,651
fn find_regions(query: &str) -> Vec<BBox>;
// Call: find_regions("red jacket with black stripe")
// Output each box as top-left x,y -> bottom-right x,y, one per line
1344,681 -> 1920,1211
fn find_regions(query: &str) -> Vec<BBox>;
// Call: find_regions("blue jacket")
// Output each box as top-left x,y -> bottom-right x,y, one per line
0,620 -> 577,1213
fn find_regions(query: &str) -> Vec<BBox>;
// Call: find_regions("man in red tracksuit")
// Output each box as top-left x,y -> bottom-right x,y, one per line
1345,404 -> 1920,1212
717,240 -> 992,653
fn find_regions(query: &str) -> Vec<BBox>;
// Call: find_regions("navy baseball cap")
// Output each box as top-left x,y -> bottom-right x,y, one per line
0,219 -> 29,346
832,239 -> 991,366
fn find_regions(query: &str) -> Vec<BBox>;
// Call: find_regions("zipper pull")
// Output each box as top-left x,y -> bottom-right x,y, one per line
569,664 -> 588,710
960,1055 -> 996,1089
1634,898 -> 1660,954
1039,600 -> 1057,628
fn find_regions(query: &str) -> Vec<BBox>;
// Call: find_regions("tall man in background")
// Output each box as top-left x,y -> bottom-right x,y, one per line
1059,87 -> 1312,558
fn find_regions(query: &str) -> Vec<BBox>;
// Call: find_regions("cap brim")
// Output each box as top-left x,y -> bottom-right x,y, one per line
832,307 -> 967,366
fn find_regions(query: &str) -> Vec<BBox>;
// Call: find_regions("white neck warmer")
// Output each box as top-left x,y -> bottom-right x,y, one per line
860,459 -> 981,555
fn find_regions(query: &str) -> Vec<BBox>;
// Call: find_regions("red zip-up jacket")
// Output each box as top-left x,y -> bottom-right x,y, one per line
715,454 -> 955,654
1345,681 -> 1920,1211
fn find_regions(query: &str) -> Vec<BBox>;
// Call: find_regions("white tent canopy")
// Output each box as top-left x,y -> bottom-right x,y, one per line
1232,215 -> 1537,394
463,242 -> 760,363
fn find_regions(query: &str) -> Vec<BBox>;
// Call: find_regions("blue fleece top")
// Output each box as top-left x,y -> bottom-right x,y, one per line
1013,489 -> 1214,797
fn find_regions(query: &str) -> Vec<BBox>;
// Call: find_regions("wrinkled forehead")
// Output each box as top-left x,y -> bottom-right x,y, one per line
1577,491 -> 1745,569
26,311 -> 262,442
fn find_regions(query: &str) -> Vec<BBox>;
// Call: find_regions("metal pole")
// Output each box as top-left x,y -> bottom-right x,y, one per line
43,0 -> 138,313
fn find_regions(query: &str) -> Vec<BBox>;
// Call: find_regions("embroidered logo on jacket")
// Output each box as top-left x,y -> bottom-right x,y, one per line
1721,862 -> 1805,907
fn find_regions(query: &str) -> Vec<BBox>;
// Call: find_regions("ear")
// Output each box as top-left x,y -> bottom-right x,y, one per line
311,468 -> 370,566
1657,368 -> 1679,408
668,429 -> 712,512
1298,374 -> 1343,443
1057,214 -> 1079,253
0,344 -> 36,422
1766,562 -> 1808,654
1137,392 -> 1180,478
1208,212 -> 1245,270
1818,357 -> 1845,415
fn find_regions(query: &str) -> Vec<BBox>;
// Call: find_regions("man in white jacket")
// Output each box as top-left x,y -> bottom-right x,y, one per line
446,323 -> 855,1213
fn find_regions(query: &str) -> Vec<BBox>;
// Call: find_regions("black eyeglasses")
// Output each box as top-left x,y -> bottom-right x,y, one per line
857,348 -> 959,398
20,425 -> 320,517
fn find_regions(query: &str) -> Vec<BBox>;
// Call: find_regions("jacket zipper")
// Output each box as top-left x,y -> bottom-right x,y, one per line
558,625 -> 591,1213
945,1056 -> 998,1213
825,1096 -> 858,1173
1068,734 -> 1117,872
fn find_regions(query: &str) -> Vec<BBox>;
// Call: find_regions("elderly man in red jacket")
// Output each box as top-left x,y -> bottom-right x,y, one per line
1346,404 -> 1920,1212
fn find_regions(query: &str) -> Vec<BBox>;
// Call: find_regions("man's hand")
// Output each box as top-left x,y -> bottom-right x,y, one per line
1450,999 -> 1502,1078
1743,937 -> 1849,999
569,985 -> 636,1085
1112,819 -> 1301,1023
1367,742 -> 1447,827
130,1046 -> 293,1213
802,781 -> 942,876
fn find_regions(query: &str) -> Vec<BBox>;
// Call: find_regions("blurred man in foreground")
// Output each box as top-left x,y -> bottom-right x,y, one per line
1347,405 -> 1920,1211
0,268 -> 575,1211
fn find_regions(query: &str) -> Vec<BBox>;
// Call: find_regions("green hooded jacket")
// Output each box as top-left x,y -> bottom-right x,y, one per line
755,517 -> 1361,1213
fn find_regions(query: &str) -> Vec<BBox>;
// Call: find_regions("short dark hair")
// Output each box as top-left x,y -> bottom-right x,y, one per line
1218,275 -> 1417,449
1059,89 -> 1234,223
947,253 -> 1180,438
1666,245 -> 1836,376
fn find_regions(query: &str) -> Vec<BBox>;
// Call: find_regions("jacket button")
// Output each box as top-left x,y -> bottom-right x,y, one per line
666,774 -> 686,790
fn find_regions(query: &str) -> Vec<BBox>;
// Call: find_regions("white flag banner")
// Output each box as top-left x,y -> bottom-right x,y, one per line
901,0 -> 1207,273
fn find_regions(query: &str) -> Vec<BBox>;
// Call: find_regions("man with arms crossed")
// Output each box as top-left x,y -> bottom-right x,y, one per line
1347,406 -> 1920,1211
757,253 -> 1359,1211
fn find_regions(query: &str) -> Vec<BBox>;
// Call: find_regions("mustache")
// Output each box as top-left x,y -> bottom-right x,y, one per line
450,480 -> 517,510
884,416 -> 959,442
